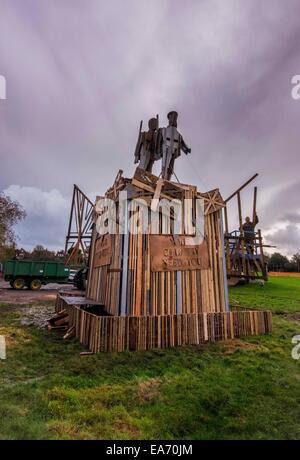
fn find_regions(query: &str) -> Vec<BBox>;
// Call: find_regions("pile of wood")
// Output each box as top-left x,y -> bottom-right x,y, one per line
48,309 -> 76,339
53,167 -> 273,353
48,309 -> 69,329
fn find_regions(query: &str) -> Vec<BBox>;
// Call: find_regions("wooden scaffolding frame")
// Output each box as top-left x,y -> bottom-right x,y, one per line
223,174 -> 268,282
65,184 -> 94,267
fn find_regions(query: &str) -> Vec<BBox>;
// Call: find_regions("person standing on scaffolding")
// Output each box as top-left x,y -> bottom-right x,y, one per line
242,214 -> 259,251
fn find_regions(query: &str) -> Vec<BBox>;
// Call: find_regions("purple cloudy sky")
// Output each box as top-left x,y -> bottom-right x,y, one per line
0,0 -> 300,255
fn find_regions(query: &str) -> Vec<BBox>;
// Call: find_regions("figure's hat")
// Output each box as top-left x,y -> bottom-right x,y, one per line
167,110 -> 178,119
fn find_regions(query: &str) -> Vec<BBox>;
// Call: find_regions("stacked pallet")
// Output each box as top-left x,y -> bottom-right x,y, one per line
86,168 -> 228,316
56,293 -> 272,352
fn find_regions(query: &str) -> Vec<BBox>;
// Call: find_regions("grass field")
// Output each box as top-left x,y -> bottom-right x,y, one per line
0,276 -> 300,440
230,276 -> 300,313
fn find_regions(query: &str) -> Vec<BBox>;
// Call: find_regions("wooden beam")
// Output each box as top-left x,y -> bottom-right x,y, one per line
151,178 -> 164,212
252,186 -> 257,223
225,173 -> 258,203
237,192 -> 243,231
224,206 -> 229,234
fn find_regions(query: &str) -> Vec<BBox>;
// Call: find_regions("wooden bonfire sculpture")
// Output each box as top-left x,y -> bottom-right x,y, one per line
55,111 -> 272,352
86,167 -> 228,316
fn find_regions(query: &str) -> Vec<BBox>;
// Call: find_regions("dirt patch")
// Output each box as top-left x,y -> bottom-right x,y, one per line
269,272 -> 300,278
284,313 -> 300,321
0,304 -> 55,329
0,280 -> 79,328
0,280 -> 76,305
137,377 -> 164,403
113,421 -> 140,438
0,326 -> 33,348
219,339 -> 269,354
18,304 -> 56,328
2,375 -> 46,387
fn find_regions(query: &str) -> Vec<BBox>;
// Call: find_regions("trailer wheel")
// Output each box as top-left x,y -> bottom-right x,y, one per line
13,278 -> 25,290
30,279 -> 42,290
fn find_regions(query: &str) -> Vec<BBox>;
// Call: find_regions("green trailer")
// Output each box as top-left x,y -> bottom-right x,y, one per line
4,260 -> 70,290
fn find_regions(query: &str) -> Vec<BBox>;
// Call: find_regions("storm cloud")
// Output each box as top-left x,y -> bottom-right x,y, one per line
3,185 -> 69,250
0,0 -> 300,254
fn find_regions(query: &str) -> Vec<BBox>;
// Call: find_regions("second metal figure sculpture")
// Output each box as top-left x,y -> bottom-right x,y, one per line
134,111 -> 191,180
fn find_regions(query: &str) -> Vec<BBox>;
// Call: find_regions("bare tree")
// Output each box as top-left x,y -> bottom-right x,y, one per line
0,192 -> 26,248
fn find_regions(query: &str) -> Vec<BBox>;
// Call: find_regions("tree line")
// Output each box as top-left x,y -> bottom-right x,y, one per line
0,191 -> 65,264
1,190 -> 299,272
266,252 -> 300,273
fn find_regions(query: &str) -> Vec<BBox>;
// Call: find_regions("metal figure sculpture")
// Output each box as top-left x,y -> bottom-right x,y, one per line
134,111 -> 191,180
134,116 -> 159,173
160,111 -> 191,180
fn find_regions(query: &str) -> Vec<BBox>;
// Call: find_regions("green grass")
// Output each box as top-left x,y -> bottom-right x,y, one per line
230,276 -> 300,313
0,275 -> 300,440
